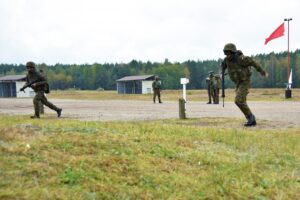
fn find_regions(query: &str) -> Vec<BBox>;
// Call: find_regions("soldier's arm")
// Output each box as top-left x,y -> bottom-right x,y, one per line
221,59 -> 227,71
245,56 -> 267,76
32,74 -> 47,86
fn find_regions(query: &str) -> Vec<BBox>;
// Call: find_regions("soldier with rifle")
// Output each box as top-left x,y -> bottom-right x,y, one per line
206,71 -> 214,104
212,74 -> 221,104
152,76 -> 163,103
20,61 -> 62,119
221,43 -> 268,126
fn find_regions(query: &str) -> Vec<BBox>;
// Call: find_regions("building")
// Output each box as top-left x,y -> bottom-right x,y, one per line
0,75 -> 34,98
116,75 -> 155,94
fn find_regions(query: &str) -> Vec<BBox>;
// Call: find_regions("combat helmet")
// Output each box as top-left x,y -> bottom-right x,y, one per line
223,43 -> 237,53
26,61 -> 36,68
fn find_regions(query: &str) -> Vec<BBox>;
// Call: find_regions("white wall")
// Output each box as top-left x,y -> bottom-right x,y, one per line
16,81 -> 35,98
142,81 -> 153,94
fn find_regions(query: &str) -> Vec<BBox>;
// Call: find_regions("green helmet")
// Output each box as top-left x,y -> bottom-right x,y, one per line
223,43 -> 237,53
26,61 -> 35,68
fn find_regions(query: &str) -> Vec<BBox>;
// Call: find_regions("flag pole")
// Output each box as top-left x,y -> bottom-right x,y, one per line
284,18 -> 292,98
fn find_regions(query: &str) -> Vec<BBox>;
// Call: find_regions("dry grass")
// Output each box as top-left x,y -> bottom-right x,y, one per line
48,88 -> 300,102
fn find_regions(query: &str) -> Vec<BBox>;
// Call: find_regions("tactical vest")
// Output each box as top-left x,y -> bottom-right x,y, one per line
224,54 -> 252,83
152,80 -> 161,89
26,71 -> 47,92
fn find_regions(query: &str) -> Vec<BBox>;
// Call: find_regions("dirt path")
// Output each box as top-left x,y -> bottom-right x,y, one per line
0,98 -> 299,128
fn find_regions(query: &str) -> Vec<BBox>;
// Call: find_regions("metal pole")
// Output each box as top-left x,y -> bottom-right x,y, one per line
284,18 -> 293,98
287,19 -> 290,80
284,18 -> 292,84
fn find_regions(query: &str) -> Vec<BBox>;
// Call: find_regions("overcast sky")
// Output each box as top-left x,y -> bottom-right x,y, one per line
0,0 -> 299,65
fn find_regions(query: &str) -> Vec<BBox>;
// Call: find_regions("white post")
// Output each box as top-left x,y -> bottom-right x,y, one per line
183,84 -> 187,102
180,78 -> 189,106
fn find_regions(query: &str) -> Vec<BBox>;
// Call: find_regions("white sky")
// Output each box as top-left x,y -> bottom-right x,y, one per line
0,0 -> 299,64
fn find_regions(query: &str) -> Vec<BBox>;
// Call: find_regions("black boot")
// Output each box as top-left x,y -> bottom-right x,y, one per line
244,114 -> 256,127
207,101 -> 211,104
30,115 -> 40,119
57,109 -> 62,118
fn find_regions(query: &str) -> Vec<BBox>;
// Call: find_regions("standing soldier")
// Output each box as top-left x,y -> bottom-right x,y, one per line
206,71 -> 214,104
212,74 -> 221,104
152,76 -> 162,103
20,61 -> 62,119
221,43 -> 268,126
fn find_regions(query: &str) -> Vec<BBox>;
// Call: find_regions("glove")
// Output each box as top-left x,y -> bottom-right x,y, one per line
261,71 -> 268,77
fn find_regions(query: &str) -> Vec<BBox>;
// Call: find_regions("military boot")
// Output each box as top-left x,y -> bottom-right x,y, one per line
244,114 -> 256,127
57,109 -> 62,118
30,115 -> 40,119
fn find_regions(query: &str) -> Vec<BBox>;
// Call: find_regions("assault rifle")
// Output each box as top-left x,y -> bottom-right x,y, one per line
19,80 -> 40,92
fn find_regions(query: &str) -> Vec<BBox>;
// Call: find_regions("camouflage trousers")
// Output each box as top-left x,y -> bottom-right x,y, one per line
33,91 -> 59,117
234,80 -> 252,118
212,87 -> 219,104
207,87 -> 212,103
153,88 -> 162,103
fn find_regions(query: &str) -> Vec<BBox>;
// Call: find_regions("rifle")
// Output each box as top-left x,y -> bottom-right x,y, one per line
221,68 -> 225,107
19,80 -> 40,92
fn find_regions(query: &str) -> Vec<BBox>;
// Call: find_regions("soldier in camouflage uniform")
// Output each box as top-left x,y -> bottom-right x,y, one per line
221,43 -> 268,126
152,76 -> 162,103
212,74 -> 221,104
23,61 -> 62,119
206,71 -> 214,104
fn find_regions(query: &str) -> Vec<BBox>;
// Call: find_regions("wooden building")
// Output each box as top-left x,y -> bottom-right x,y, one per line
116,75 -> 155,94
0,75 -> 34,98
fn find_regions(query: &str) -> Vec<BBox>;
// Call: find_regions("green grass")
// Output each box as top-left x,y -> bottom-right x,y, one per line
0,116 -> 299,199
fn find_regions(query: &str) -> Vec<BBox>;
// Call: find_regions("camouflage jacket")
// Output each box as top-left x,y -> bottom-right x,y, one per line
25,70 -> 47,92
221,51 -> 265,83
152,80 -> 162,89
212,76 -> 221,89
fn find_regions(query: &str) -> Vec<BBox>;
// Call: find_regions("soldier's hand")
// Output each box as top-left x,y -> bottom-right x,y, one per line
265,72 -> 269,77
261,71 -> 268,77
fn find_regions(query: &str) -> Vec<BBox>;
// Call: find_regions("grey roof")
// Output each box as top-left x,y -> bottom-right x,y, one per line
116,75 -> 155,82
0,75 -> 26,81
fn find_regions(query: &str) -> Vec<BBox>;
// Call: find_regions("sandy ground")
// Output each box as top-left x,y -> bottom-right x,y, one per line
0,98 -> 299,129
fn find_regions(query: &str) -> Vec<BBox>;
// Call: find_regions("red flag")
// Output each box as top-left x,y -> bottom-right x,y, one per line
265,23 -> 285,45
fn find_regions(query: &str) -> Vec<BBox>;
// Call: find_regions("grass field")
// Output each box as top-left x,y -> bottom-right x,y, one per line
1,115 -> 299,199
48,88 -> 300,102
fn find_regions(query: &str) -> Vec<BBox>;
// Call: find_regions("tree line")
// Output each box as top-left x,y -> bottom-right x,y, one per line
1,50 -> 299,90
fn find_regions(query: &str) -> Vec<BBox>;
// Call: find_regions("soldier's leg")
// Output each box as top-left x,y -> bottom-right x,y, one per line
212,88 -> 217,104
158,90 -> 162,103
207,88 -> 212,104
40,92 -> 62,117
215,89 -> 220,104
153,89 -> 157,103
39,101 -> 44,114
234,81 -> 252,118
234,81 -> 256,126
32,93 -> 41,118
210,87 -> 215,104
